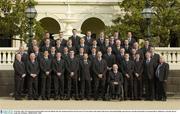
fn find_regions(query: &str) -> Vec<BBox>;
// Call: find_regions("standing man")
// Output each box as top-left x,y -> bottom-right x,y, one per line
143,52 -> 155,100
93,51 -> 107,100
84,30 -> 93,47
13,54 -> 26,100
40,51 -> 52,100
103,47 -> 116,96
79,53 -> 92,100
133,53 -> 144,100
121,53 -> 134,100
69,29 -> 80,49
127,31 -> 136,47
155,56 -> 169,101
53,52 -> 65,100
26,53 -> 40,100
65,50 -> 79,100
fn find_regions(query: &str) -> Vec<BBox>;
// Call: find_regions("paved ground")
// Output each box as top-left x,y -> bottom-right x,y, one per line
0,97 -> 180,110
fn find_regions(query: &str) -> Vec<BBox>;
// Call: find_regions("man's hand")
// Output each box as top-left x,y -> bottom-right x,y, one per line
70,72 -> 74,77
126,74 -> 130,78
22,74 -> 26,78
98,74 -> 103,78
57,72 -> 61,76
135,73 -> 139,78
113,82 -> 119,85
46,71 -> 50,75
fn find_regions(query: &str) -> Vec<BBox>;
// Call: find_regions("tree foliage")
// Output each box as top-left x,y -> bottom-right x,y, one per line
0,0 -> 45,44
105,0 -> 180,47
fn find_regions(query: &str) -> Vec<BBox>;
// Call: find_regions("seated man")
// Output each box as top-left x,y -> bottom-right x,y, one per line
109,64 -> 123,100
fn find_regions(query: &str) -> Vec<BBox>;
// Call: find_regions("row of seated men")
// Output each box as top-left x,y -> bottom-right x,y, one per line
13,30 -> 169,101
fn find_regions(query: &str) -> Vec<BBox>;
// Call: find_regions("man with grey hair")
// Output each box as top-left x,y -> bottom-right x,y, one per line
13,54 -> 26,100
26,53 -> 40,100
155,56 -> 169,101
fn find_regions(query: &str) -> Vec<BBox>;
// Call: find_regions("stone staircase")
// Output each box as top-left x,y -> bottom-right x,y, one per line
0,70 -> 180,98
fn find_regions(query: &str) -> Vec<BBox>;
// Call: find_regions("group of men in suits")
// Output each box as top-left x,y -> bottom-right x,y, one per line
13,29 -> 169,101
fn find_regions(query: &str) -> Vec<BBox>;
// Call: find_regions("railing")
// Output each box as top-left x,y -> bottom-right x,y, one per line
0,47 -> 180,70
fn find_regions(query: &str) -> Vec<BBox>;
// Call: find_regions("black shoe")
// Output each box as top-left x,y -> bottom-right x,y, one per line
54,96 -> 58,100
15,97 -> 22,100
28,97 -> 32,100
47,97 -> 50,100
60,96 -> 64,100
42,97 -> 46,100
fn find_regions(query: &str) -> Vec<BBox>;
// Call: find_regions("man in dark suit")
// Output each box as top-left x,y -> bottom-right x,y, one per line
79,53 -> 92,100
127,31 -> 136,47
112,39 -> 121,55
26,53 -> 40,100
39,32 -> 55,48
17,46 -> 28,93
109,64 -> 123,100
93,51 -> 107,100
69,29 -> 80,48
33,46 -> 43,96
27,39 -> 38,54
89,40 -> 100,54
133,53 -> 144,100
121,53 -> 134,100
57,31 -> 67,47
40,38 -> 51,53
55,39 -> 64,53
143,52 -> 156,100
77,38 -> 89,54
40,51 -> 52,100
67,39 -> 77,54
155,56 -> 169,101
103,47 -> 116,95
141,40 -> 151,57
13,54 -> 26,100
123,40 -> 131,54
65,50 -> 79,100
84,30 -> 93,47
97,32 -> 105,49
53,52 -> 65,100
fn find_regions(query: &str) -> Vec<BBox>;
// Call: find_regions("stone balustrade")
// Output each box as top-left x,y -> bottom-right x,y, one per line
0,47 -> 180,70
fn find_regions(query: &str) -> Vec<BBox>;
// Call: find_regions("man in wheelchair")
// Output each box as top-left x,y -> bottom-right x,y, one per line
109,64 -> 124,100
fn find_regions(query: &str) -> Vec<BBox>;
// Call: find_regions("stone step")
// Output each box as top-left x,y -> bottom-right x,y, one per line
169,70 -> 180,77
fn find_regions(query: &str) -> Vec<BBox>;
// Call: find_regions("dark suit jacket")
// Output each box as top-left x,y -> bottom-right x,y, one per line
79,60 -> 92,81
93,59 -> 107,80
77,45 -> 89,54
65,57 -> 79,78
53,59 -> 65,76
103,54 -> 116,68
121,60 -> 134,78
13,60 -> 26,78
128,38 -> 136,47
55,46 -> 64,53
97,38 -> 105,47
26,60 -> 40,76
40,58 -> 52,76
84,37 -> 93,47
40,45 -> 51,53
143,59 -> 155,80
109,71 -> 123,84
134,60 -> 144,78
156,63 -> 169,81
69,35 -> 80,48
112,46 -> 121,55
151,53 -> 160,68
